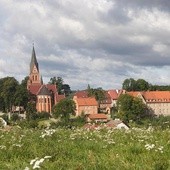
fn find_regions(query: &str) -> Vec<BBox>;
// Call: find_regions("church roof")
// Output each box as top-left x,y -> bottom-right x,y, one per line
37,85 -> 51,96
30,46 -> 39,72
28,85 -> 42,95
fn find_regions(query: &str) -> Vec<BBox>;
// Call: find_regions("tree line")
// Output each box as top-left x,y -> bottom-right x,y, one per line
122,78 -> 170,91
0,76 -> 72,113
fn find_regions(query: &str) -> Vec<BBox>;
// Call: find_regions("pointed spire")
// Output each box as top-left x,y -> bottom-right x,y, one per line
30,45 -> 39,72
41,76 -> 43,85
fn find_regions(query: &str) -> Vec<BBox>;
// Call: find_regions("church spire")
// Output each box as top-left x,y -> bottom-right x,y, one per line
30,45 -> 39,73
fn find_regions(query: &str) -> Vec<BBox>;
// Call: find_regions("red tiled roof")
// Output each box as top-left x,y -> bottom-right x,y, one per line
107,90 -> 118,100
28,85 -> 41,95
56,94 -> 65,102
46,84 -> 57,94
100,91 -> 112,104
88,114 -> 107,119
128,91 -> 170,103
74,90 -> 88,98
76,97 -> 98,106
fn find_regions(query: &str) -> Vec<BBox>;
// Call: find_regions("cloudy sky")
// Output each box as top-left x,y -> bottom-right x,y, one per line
1,0 -> 170,90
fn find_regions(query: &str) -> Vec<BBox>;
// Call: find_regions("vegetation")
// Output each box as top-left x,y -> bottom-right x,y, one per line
0,76 -> 30,113
49,76 -> 71,96
0,125 -> 169,169
123,78 -> 170,91
52,98 -> 76,121
87,85 -> 105,102
117,94 -> 147,122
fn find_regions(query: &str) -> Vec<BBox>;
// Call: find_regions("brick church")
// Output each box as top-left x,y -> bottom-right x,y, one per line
27,46 -> 65,113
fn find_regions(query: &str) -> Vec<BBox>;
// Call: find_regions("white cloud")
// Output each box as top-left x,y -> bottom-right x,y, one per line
1,0 -> 170,89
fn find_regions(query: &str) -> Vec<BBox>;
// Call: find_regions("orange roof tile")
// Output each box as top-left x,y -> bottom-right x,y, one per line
28,85 -> 42,95
107,90 -> 118,100
76,97 -> 98,106
74,90 -> 88,98
128,91 -> 170,103
56,94 -> 65,102
88,114 -> 107,119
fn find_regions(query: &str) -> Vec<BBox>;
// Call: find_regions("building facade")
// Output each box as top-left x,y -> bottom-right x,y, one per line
128,91 -> 170,116
27,46 -> 65,113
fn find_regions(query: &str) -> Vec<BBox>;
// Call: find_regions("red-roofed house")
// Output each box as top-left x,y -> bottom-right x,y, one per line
86,114 -> 108,123
107,89 -> 124,107
73,96 -> 98,116
27,46 -> 65,113
127,91 -> 170,116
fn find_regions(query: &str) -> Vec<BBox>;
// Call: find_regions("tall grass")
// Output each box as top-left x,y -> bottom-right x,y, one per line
0,126 -> 169,170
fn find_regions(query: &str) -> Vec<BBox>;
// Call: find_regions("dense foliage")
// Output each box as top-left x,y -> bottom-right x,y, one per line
49,76 -> 71,96
52,98 -> 76,121
87,85 -> 105,103
122,78 -> 170,91
117,94 -> 147,122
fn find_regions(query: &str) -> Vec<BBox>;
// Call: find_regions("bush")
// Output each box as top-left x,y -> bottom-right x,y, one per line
17,120 -> 38,129
11,113 -> 20,122
37,112 -> 51,119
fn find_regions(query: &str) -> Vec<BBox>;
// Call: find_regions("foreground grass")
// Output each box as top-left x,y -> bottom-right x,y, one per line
0,126 -> 169,170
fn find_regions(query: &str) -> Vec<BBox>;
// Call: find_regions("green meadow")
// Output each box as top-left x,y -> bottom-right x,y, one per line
0,126 -> 169,170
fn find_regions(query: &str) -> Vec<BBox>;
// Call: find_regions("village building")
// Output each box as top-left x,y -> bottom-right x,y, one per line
86,114 -> 108,123
106,119 -> 129,130
128,91 -> 170,116
74,90 -> 114,114
27,46 -> 64,113
73,96 -> 98,116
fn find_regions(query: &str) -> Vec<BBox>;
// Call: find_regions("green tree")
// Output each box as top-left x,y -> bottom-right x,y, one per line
62,84 -> 71,96
117,94 -> 146,122
14,84 -> 29,111
87,85 -> 105,102
0,77 -> 19,112
49,76 -> 64,94
122,78 -> 136,91
136,79 -> 149,91
26,102 -> 37,120
52,98 -> 76,121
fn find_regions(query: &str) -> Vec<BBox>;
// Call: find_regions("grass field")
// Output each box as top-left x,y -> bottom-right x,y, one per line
0,126 -> 169,170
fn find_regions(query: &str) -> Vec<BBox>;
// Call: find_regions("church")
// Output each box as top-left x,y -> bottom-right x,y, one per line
27,46 -> 65,113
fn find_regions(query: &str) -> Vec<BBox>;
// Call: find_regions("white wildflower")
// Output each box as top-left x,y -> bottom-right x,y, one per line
0,145 -> 6,149
44,156 -> 52,159
145,144 -> 155,150
30,158 -> 38,165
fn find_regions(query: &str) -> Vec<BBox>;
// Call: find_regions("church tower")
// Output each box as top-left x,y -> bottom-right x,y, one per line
27,46 -> 43,88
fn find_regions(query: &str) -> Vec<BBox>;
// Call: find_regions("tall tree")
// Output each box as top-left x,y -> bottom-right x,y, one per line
0,77 -> 19,112
53,98 -> 76,121
62,84 -> 71,96
49,76 -> 64,94
122,78 -> 136,91
87,86 -> 105,103
135,79 -> 149,91
117,94 -> 147,122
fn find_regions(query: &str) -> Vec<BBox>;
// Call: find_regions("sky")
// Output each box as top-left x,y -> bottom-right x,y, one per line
1,0 -> 170,90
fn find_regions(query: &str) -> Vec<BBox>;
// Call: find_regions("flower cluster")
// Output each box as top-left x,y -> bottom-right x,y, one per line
25,156 -> 52,169
40,129 -> 56,138
145,144 -> 164,153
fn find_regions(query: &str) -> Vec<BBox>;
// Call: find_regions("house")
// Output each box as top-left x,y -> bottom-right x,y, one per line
107,89 -> 123,107
127,91 -> 170,116
73,96 -> 98,116
106,119 -> 129,130
86,114 -> 108,123
74,90 -> 113,114
99,91 -> 112,114
27,46 -> 65,113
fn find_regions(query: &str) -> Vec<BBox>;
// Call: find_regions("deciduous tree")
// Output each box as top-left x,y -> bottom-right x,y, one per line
117,94 -> 147,122
53,98 -> 76,121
